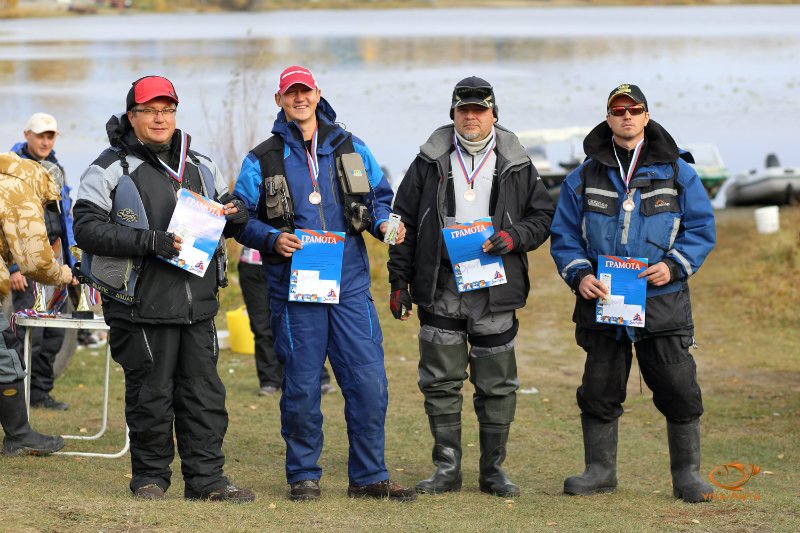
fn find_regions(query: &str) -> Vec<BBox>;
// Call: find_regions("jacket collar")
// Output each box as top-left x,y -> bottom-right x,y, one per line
583,119 -> 679,168
105,113 -> 191,169
11,142 -> 60,167
271,96 -> 347,155
419,123 -> 530,178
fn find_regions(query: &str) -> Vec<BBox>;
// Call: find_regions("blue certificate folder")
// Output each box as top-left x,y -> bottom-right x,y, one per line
442,217 -> 507,293
595,255 -> 648,328
164,189 -> 226,277
288,229 -> 346,304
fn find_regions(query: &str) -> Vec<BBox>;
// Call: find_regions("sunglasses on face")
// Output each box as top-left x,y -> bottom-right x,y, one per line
454,86 -> 493,101
608,104 -> 646,117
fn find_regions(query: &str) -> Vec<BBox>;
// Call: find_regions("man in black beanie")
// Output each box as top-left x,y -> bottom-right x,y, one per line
388,76 -> 554,497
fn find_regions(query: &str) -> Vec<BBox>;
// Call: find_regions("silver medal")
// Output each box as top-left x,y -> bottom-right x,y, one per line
464,189 -> 476,202
309,191 -> 321,205
622,198 -> 635,212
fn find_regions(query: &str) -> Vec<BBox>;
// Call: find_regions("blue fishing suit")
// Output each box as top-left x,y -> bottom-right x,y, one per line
234,98 -> 394,485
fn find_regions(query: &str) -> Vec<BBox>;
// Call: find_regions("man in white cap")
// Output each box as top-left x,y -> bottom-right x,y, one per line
3,113 -> 78,411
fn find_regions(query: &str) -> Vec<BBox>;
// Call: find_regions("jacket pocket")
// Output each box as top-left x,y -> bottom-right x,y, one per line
643,286 -> 694,334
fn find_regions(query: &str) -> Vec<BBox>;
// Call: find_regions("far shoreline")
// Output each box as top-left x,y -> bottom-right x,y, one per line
2,0 -> 796,20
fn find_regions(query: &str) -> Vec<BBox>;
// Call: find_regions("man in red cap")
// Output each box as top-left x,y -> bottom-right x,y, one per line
73,75 -> 254,502
234,65 -> 415,502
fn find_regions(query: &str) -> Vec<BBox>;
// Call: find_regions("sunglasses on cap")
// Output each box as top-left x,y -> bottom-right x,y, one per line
608,104 -> 646,117
454,86 -> 494,102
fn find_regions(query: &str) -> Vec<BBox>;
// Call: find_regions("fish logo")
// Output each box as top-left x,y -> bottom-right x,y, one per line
708,463 -> 761,491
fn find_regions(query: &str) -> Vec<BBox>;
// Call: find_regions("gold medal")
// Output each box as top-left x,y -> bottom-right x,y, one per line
622,198 -> 635,212
309,191 -> 321,205
464,189 -> 476,202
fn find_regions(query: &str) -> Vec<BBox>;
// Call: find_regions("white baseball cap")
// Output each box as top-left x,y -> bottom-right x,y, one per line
25,112 -> 58,134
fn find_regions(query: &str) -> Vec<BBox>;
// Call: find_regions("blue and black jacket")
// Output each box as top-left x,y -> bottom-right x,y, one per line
550,120 -> 716,340
10,142 -> 75,271
234,97 -> 393,301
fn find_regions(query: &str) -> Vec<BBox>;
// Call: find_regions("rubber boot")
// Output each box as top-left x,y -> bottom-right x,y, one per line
564,415 -> 618,495
0,380 -> 64,456
478,423 -> 519,497
667,419 -> 713,503
416,414 -> 462,494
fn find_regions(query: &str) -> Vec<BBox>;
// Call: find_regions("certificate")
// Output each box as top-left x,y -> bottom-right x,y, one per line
442,217 -> 507,293
288,229 -> 346,304
595,255 -> 648,328
163,188 -> 226,277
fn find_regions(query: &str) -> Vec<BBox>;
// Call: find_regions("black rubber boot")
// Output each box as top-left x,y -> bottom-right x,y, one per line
667,419 -> 713,503
478,423 -> 519,497
0,380 -> 64,456
564,415 -> 618,495
416,414 -> 463,494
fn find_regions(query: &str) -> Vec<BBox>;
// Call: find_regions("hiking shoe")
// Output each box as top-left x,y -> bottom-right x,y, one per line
289,479 -> 321,501
259,386 -> 278,396
30,394 -> 69,411
347,479 -> 417,502
320,383 -> 337,395
185,484 -> 255,503
134,483 -> 165,500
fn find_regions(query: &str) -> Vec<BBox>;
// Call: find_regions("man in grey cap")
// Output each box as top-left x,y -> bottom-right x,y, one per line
388,76 -> 554,497
550,83 -> 716,503
3,112 -> 78,411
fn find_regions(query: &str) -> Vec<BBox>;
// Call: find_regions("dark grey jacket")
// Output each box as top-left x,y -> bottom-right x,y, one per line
388,124 -> 554,312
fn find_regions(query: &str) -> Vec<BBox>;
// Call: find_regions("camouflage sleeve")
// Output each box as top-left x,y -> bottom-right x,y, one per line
3,182 -> 72,287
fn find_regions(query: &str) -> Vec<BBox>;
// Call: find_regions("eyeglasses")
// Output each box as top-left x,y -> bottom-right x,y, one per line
454,86 -> 494,102
132,107 -> 177,118
608,104 -> 646,117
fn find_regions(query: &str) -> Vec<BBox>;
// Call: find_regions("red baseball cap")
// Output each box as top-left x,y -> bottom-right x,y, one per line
277,66 -> 317,95
126,75 -> 179,110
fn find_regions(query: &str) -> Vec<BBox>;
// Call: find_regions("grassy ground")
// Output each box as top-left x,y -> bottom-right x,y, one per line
1,206 -> 798,532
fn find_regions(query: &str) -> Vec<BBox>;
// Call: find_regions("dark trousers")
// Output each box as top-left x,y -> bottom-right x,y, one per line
238,262 -> 330,388
109,318 -> 228,495
238,262 -> 282,387
1,282 -> 65,399
575,327 -> 703,423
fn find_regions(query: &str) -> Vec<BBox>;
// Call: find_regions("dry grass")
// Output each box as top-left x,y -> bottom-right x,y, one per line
1,206 -> 798,532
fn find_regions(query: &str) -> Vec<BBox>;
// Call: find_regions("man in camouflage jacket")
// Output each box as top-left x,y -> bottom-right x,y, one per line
0,151 -> 72,456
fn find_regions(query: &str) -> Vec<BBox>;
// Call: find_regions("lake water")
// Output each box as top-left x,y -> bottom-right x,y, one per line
1,6 -> 798,188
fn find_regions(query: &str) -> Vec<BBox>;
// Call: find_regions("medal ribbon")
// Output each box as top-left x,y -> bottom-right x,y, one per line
453,130 -> 496,190
158,130 -> 188,183
305,127 -> 319,191
612,137 -> 644,194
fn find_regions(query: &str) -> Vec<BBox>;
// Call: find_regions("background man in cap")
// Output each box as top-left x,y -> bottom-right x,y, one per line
1,152 -> 74,456
3,112 -> 78,411
72,75 -> 254,502
234,65 -> 415,502
549,83 -> 716,502
388,76 -> 554,497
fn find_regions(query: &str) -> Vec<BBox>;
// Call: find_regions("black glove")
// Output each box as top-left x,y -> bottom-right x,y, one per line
390,287 -> 412,320
219,193 -> 249,225
486,230 -> 517,255
148,230 -> 179,260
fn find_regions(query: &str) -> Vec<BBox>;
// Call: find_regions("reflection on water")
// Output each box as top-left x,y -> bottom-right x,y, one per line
0,7 -> 798,186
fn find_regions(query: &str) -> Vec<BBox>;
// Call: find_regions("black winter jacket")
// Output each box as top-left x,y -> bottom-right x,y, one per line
73,114 -> 240,324
388,124 -> 554,312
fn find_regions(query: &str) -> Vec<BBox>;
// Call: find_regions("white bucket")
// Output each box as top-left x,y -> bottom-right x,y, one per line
754,205 -> 780,234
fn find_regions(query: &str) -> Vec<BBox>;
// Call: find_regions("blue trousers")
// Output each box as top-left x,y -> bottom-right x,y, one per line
271,289 -> 389,486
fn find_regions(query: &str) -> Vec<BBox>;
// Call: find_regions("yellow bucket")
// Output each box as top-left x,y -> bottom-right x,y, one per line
226,306 -> 255,355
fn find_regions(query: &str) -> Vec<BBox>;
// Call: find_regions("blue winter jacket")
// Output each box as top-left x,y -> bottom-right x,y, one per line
234,98 -> 393,301
10,142 -> 76,270
550,120 -> 715,340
